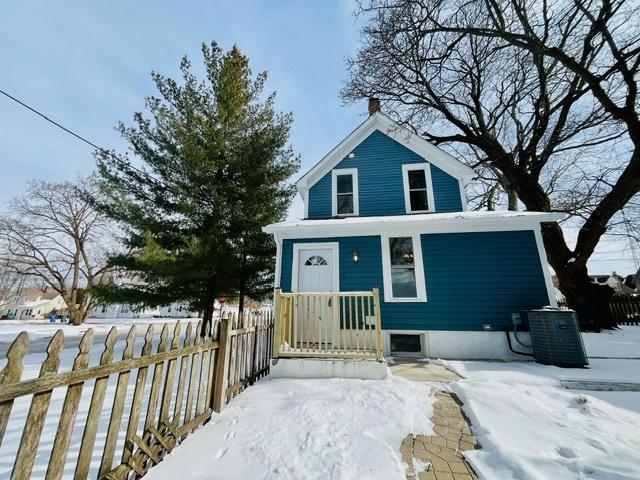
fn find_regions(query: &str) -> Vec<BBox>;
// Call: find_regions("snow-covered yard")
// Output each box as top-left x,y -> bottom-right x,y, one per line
2,320 -> 639,480
0,317 -> 203,358
0,317 -> 201,344
145,376 -> 433,480
442,326 -> 640,480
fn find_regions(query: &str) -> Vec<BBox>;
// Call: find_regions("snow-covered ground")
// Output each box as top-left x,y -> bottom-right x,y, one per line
0,317 -> 204,356
145,376 -> 434,480
581,326 -> 640,358
441,326 -> 640,480
2,320 -> 638,480
0,317 -> 201,343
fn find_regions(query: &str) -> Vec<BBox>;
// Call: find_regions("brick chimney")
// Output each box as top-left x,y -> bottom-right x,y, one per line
368,97 -> 381,116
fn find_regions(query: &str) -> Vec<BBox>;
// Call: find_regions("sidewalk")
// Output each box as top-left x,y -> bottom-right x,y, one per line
391,361 -> 479,480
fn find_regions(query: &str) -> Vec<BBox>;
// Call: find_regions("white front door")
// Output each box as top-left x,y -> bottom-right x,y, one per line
293,244 -> 338,347
297,248 -> 336,293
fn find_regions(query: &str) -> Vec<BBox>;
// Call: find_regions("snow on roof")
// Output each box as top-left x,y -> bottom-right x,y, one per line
264,210 -> 565,234
22,298 -> 53,308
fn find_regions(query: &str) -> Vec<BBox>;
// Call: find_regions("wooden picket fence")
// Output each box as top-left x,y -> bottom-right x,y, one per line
0,310 -> 273,480
610,295 -> 640,325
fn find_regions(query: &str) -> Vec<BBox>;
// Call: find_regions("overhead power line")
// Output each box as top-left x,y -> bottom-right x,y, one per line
1,88 -> 110,154
0,88 -> 280,226
0,88 -> 177,195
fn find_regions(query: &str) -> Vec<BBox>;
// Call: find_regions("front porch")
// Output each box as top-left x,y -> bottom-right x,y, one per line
272,288 -> 384,362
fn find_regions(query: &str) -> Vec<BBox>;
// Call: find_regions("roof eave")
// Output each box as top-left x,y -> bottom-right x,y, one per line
263,212 -> 566,235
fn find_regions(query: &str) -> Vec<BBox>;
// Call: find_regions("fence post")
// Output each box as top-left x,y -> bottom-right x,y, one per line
249,313 -> 259,385
372,288 -> 384,361
212,316 -> 232,413
272,288 -> 282,359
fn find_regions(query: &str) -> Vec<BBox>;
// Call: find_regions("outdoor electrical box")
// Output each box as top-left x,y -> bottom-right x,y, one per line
525,309 -> 589,368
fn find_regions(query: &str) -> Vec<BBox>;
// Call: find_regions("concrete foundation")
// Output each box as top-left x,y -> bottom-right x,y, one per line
384,330 -> 535,360
269,358 -> 389,380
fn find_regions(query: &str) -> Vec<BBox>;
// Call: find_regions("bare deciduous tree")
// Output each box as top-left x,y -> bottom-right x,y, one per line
345,0 -> 639,329
0,266 -> 21,306
0,178 -> 111,324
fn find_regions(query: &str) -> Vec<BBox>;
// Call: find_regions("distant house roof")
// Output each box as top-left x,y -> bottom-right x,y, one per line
295,112 -> 476,196
588,274 -> 636,295
23,298 -> 53,308
20,287 -> 58,302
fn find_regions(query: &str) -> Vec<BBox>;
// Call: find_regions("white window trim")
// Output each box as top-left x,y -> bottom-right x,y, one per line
402,163 -> 435,214
332,168 -> 359,217
381,233 -> 428,303
291,242 -> 340,293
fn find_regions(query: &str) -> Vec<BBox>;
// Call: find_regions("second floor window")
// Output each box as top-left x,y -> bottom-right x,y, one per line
332,168 -> 359,216
402,163 -> 434,213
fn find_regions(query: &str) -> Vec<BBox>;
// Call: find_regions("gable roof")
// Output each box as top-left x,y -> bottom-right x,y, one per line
296,112 -> 476,195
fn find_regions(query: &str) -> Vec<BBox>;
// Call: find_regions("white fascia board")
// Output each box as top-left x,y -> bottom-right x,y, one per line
295,113 -> 475,196
296,115 -> 377,195
263,212 -> 566,238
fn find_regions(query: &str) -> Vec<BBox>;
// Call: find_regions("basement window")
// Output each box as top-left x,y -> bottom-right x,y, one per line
390,334 -> 422,354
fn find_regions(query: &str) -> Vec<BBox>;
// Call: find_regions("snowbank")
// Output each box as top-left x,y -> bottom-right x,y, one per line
444,361 -> 640,480
146,376 -> 434,480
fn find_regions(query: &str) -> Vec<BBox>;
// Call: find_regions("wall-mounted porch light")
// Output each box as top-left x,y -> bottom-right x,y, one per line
352,251 -> 360,263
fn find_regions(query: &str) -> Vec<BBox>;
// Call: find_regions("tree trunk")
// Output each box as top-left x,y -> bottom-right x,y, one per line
237,253 -> 247,325
507,188 -> 518,211
200,277 -> 216,337
201,300 -> 215,336
69,307 -> 83,326
541,223 -> 616,331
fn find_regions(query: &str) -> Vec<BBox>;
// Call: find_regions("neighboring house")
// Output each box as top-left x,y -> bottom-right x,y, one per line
0,287 -> 68,320
90,271 -> 199,318
590,273 -> 636,295
263,101 -> 562,359
91,302 -> 198,319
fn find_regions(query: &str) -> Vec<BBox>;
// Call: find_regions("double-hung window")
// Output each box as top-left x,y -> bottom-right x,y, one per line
332,168 -> 359,216
381,233 -> 427,302
402,163 -> 434,213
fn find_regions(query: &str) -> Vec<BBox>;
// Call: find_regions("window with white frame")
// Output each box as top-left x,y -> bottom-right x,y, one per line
381,233 -> 427,302
332,168 -> 359,216
402,163 -> 434,213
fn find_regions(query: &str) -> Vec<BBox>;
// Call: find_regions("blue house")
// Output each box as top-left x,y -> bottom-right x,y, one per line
264,102 -> 562,360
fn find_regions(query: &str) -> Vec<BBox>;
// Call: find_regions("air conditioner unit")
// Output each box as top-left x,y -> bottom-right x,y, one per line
525,309 -> 589,368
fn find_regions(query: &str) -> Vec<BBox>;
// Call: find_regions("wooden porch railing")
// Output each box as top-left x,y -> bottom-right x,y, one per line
273,288 -> 383,361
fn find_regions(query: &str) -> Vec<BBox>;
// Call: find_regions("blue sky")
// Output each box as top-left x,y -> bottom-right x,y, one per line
0,0 -> 363,218
0,1 -> 637,275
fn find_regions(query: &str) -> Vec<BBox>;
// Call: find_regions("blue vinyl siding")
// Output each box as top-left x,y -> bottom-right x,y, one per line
280,230 -> 550,331
307,130 -> 463,218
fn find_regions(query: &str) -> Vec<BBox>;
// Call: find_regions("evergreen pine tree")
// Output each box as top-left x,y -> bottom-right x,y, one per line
93,42 -> 299,332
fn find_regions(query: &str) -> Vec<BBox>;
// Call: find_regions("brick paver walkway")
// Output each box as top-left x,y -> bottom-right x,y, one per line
392,362 -> 479,480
